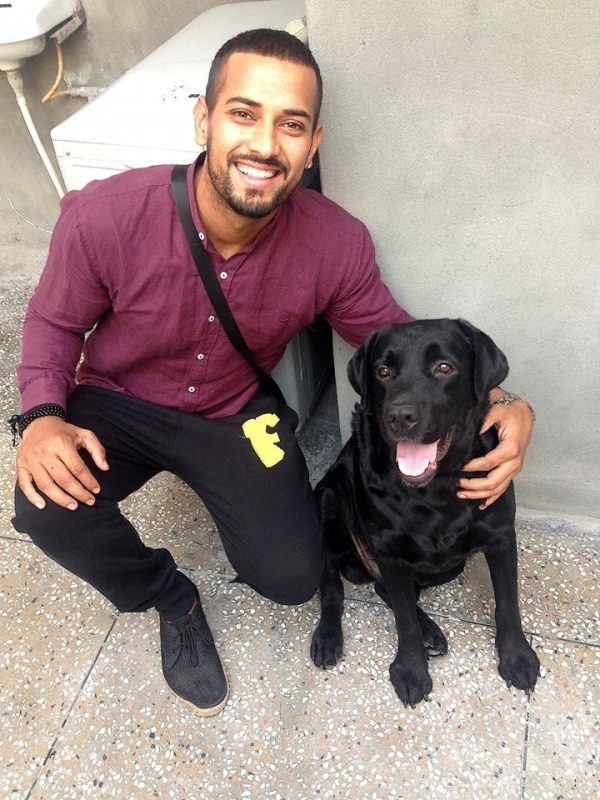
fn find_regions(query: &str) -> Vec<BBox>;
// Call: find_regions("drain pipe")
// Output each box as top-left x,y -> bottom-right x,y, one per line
5,67 -> 66,199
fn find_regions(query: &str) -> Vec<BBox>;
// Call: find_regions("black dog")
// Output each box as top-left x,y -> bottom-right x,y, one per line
310,319 -> 540,707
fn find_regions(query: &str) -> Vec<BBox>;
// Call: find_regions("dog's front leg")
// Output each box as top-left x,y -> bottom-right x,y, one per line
485,536 -> 540,693
311,555 -> 345,668
379,561 -> 432,707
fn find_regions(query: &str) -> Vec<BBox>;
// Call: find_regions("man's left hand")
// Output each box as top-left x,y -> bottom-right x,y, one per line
458,398 -> 534,510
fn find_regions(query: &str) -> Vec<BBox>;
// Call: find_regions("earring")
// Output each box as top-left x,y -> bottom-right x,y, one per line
306,161 -> 313,169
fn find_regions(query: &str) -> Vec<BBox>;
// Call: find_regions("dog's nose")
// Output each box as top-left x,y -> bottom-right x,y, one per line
386,403 -> 421,429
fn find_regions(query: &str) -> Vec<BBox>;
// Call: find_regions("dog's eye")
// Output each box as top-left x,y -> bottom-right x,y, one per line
376,366 -> 391,379
435,362 -> 455,375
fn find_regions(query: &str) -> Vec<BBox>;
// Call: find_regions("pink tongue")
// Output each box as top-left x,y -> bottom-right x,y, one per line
396,441 -> 438,477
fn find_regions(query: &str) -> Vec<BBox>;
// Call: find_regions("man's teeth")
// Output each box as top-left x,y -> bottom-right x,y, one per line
237,164 -> 276,179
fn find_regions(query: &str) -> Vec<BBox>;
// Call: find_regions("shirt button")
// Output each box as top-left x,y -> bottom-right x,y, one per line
188,386 -> 196,393
208,315 -> 215,323
220,271 -> 228,280
198,232 -> 205,241
196,353 -> 205,360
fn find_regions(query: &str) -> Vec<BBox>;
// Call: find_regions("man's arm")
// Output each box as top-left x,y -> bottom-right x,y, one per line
13,197 -> 112,509
321,217 -> 534,507
321,221 -> 414,348
458,390 -> 535,509
18,197 -> 111,411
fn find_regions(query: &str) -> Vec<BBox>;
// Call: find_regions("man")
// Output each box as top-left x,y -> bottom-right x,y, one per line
10,29 -> 534,716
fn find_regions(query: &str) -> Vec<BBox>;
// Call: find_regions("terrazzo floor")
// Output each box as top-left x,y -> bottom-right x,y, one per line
1,244 -> 598,800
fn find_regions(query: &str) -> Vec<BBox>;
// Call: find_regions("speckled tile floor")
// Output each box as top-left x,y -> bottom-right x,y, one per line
1,244 -> 598,800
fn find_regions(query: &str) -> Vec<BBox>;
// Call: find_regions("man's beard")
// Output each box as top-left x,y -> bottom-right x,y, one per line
204,144 -> 292,219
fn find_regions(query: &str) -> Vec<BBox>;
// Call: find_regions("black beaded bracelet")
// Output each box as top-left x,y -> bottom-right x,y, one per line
8,404 -> 66,445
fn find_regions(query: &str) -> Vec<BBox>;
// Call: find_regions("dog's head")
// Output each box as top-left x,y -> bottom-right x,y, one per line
348,318 -> 509,487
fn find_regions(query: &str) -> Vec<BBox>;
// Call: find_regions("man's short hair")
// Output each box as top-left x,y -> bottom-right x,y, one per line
205,28 -> 323,126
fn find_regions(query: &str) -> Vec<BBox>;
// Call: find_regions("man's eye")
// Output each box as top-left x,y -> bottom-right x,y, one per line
376,366 -> 391,379
282,120 -> 305,133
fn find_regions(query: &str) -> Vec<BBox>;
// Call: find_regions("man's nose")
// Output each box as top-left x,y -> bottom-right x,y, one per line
248,120 -> 278,157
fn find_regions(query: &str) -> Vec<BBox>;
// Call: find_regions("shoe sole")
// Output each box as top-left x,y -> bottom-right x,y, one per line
168,679 -> 230,717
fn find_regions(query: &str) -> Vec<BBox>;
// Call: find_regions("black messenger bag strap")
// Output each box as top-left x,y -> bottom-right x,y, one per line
171,164 -> 285,404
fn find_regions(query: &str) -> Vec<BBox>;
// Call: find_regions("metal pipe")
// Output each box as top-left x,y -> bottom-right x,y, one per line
5,67 -> 65,199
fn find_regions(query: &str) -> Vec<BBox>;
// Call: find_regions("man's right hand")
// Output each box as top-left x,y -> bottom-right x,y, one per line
16,416 -> 109,510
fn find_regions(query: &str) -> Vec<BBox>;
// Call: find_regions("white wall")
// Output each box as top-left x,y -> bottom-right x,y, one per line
307,0 -> 600,517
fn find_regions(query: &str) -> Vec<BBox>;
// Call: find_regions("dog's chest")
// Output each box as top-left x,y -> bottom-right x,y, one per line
367,495 -> 486,573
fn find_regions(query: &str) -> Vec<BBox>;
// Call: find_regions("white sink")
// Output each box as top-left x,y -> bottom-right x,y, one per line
0,0 -> 81,70
0,36 -> 47,71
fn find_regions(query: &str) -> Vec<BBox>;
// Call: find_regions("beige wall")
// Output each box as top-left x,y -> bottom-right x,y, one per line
307,0 -> 600,517
0,0 -> 249,243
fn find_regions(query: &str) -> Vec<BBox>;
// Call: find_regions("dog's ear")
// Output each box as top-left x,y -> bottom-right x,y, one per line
457,319 -> 509,401
347,329 -> 380,403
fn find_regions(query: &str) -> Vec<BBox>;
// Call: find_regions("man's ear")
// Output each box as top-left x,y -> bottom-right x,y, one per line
307,123 -> 323,166
193,97 -> 209,147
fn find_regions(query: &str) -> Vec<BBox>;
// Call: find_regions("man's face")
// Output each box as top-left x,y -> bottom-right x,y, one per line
195,52 -> 322,219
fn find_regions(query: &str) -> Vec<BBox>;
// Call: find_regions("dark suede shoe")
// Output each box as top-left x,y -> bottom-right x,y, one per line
160,600 -> 229,716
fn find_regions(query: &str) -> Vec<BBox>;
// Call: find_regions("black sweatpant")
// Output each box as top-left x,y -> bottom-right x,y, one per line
13,386 -> 323,619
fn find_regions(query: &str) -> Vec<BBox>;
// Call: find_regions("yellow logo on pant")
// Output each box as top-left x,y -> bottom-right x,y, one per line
242,413 -> 285,468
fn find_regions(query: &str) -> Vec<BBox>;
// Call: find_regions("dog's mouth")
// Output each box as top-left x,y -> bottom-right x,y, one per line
395,428 -> 455,486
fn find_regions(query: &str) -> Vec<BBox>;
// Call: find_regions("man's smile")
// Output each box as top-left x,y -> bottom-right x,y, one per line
229,155 -> 288,190
236,163 -> 278,180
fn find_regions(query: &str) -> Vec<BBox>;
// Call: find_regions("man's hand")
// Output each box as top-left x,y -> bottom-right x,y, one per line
17,416 -> 109,510
458,398 -> 534,510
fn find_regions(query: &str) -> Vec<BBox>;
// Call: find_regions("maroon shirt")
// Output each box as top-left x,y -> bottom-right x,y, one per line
18,158 -> 413,417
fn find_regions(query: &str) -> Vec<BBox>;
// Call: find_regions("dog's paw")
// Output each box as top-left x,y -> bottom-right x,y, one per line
389,657 -> 433,708
417,608 -> 448,656
310,622 -> 344,668
497,640 -> 540,693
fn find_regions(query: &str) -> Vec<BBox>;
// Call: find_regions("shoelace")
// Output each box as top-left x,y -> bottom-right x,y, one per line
177,615 -> 214,667
181,623 -> 200,668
